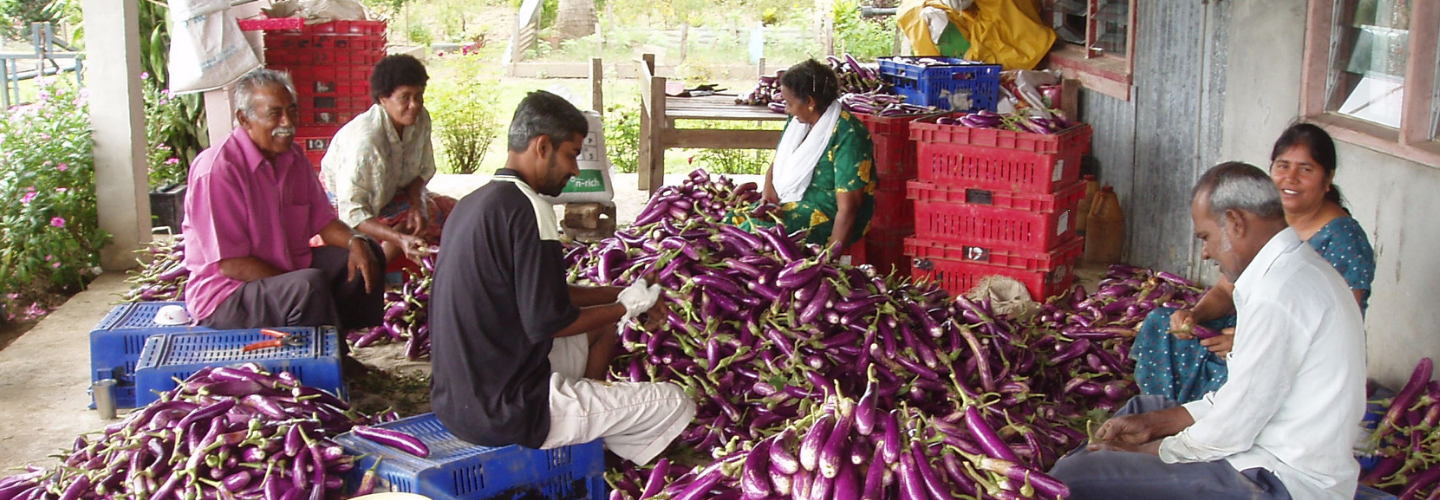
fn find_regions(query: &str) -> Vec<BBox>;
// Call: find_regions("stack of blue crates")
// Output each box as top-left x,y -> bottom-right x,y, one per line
89,301 -> 214,408
334,413 -> 607,500
132,326 -> 344,406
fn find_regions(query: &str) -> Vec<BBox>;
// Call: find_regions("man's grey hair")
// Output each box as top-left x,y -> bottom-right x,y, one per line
231,69 -> 298,118
1192,161 -> 1285,221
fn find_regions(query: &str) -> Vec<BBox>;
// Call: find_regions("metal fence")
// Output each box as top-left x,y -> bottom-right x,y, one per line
1,22 -> 84,108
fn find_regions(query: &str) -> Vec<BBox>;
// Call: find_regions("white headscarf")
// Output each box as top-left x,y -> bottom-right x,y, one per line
771,101 -> 843,203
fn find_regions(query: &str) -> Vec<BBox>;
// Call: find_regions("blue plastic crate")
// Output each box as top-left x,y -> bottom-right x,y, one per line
878,57 -> 1001,112
335,413 -> 607,500
89,302 -> 215,409
1356,485 -> 1397,500
132,327 -> 343,407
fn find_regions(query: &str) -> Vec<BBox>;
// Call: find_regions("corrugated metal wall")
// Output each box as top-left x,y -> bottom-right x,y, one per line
1078,0 -> 1230,276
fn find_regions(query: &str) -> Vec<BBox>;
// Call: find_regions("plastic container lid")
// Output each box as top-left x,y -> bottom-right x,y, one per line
153,304 -> 192,326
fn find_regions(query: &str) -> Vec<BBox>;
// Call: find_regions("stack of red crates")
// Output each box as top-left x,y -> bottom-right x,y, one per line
902,114 -> 1092,300
851,112 -> 932,276
239,17 -> 387,171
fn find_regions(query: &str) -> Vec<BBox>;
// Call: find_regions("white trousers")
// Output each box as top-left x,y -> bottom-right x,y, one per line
539,335 -> 696,465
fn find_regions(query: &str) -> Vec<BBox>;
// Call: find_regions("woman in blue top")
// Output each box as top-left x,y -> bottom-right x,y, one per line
1133,123 -> 1375,403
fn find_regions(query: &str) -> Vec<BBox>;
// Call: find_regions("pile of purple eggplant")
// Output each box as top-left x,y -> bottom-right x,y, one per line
121,236 -> 190,302
824,54 -> 887,97
738,53 -> 895,116
934,110 -> 1078,135
736,74 -> 783,109
0,363 -> 396,500
1361,358 -> 1440,499
1030,267 -> 1205,413
838,93 -> 934,118
349,255 -> 437,360
562,169 -> 1171,499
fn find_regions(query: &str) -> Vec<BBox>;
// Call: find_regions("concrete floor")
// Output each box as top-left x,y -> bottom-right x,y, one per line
0,172 -> 730,476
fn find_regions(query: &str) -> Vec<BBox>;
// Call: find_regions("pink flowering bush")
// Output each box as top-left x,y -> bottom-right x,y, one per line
0,78 -> 109,320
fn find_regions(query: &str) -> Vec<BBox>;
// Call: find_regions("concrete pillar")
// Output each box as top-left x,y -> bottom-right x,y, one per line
82,0 -> 149,271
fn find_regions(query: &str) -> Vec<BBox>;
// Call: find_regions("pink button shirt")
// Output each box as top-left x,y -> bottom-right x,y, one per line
182,128 -> 338,321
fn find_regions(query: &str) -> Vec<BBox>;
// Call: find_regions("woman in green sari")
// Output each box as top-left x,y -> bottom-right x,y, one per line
731,59 -> 878,251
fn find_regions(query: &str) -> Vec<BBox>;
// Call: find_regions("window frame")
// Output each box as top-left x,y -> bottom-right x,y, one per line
1039,0 -> 1138,101
1301,0 -> 1440,166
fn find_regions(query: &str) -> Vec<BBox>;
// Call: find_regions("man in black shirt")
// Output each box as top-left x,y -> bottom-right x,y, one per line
430,91 -> 695,464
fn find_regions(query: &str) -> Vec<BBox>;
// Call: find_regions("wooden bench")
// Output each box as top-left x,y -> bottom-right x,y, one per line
635,53 -> 786,195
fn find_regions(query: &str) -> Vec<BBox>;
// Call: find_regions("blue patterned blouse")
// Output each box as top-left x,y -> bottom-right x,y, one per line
1307,216 -> 1375,313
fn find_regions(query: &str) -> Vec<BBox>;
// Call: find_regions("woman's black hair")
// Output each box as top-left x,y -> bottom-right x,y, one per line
1271,122 -> 1344,208
369,54 -> 430,103
779,59 -> 840,112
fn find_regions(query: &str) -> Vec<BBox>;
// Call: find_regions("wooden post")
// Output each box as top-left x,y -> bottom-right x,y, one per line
758,57 -> 766,79
590,57 -> 604,113
645,57 -> 666,196
637,54 -> 657,192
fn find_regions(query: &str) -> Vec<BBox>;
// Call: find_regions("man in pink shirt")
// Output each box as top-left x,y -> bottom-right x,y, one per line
182,69 -> 385,331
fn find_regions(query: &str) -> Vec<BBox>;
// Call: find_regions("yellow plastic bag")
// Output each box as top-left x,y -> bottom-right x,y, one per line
897,0 -> 968,56
957,0 -> 1056,70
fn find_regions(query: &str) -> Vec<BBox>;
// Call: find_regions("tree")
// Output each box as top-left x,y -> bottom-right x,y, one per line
554,0 -> 595,39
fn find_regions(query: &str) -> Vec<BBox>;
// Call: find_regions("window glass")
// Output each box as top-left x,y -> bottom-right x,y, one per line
1046,0 -> 1128,57
1326,0 -> 1409,128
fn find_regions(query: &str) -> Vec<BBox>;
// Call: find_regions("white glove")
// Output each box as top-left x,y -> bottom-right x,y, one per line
618,278 -> 663,321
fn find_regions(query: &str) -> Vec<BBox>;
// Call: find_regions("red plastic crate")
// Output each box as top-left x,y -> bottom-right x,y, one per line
870,186 -> 914,230
910,114 -> 1093,155
240,17 -> 386,36
858,227 -> 913,276
855,112 -> 935,181
911,181 -> 1084,251
265,45 -> 384,67
908,236 -> 1082,300
914,141 -> 1082,194
297,136 -> 332,172
910,115 -> 1090,193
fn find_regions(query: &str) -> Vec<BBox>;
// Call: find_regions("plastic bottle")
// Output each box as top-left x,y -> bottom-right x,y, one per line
1076,175 -> 1100,236
1083,186 -> 1125,265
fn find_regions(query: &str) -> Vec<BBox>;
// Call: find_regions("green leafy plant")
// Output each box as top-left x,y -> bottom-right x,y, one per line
603,104 -> 640,173
408,22 -> 434,46
832,0 -> 895,60
0,0 -> 66,39
143,76 -> 193,189
427,54 -> 502,174
691,148 -> 772,175
137,0 -> 207,189
0,78 -> 110,320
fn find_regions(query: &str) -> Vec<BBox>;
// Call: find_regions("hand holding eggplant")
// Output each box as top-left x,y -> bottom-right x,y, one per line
1167,309 -> 1197,340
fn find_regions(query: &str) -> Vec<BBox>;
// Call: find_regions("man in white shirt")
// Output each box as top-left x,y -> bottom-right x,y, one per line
1049,162 -> 1366,500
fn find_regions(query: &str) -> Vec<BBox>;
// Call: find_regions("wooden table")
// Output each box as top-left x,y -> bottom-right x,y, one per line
637,54 -> 786,194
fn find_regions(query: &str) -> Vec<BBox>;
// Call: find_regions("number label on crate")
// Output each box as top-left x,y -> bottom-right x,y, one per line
1057,210 -> 1071,235
964,188 -> 994,205
1052,159 -> 1065,182
963,246 -> 990,262
306,138 -> 330,151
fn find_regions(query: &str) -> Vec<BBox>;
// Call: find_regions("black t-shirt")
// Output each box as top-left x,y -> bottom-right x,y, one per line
430,169 -> 581,448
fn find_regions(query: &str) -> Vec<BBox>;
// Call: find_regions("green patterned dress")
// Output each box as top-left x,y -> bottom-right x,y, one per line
731,110 -> 878,245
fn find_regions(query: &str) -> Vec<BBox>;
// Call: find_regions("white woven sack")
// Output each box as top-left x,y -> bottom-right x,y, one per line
168,0 -> 262,95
